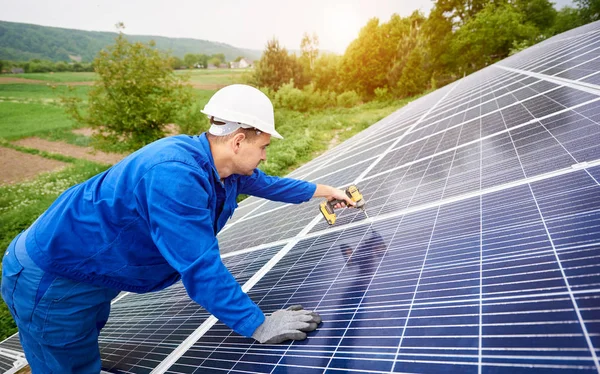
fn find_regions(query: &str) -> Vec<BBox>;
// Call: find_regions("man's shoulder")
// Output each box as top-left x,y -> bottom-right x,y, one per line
136,135 -> 210,168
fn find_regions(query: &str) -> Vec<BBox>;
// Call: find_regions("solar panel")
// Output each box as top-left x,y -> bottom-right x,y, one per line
1,20 -> 599,374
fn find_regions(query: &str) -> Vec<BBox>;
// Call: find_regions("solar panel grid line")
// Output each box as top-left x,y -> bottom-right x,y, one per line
154,218 -> 327,373
172,167 -> 600,374
217,158 -> 600,266
218,200 -> 272,234
419,78 -> 497,125
426,70 -> 513,118
541,25 -> 600,46
514,91 -> 600,186
542,51 -> 600,80
500,27 -> 600,71
101,247 -> 283,373
428,41 -> 600,127
294,115 -> 425,181
356,92 -> 600,205
312,229 -> 384,372
100,287 -> 198,372
286,108 -> 421,179
218,74 -> 552,238
499,98 -> 600,371
266,227 -> 389,373
522,32 -> 600,74
368,79 -> 562,164
515,33 -> 600,73
353,80 -> 462,184
477,84 -> 484,374
231,236 -> 342,372
397,179 -> 455,372
497,66 -> 600,97
291,137 -> 399,183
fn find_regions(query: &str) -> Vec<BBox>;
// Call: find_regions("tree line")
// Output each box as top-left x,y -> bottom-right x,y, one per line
0,59 -> 94,73
252,0 -> 599,102
60,0 -> 598,151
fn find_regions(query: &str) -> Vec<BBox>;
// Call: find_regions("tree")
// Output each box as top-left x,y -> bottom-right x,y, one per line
397,45 -> 428,97
211,53 -> 226,64
514,0 -> 557,32
312,53 -> 342,92
183,53 -> 198,68
170,56 -> 184,69
451,2 -> 538,73
435,0 -> 503,26
300,32 -> 319,71
208,57 -> 222,67
385,12 -> 427,95
252,38 -> 306,90
339,18 -> 394,98
575,0 -> 600,22
552,6 -> 584,34
63,27 -> 195,150
0,60 -> 4,74
422,6 -> 455,80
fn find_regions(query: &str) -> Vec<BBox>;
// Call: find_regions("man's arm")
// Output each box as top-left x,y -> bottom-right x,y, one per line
134,161 -> 264,337
135,162 -> 322,343
239,169 -> 355,207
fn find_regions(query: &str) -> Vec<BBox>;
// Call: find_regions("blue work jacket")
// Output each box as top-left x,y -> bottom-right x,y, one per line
24,133 -> 316,337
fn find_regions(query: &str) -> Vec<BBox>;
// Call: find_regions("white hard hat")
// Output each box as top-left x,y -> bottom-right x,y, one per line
201,84 -> 283,139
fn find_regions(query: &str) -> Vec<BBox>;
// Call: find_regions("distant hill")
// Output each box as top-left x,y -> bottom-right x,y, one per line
0,20 -> 262,62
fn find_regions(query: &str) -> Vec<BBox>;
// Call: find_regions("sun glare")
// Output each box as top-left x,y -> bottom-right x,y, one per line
323,6 -> 362,52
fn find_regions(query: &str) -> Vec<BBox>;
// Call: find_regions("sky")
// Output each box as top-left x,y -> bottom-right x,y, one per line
0,0 -> 575,54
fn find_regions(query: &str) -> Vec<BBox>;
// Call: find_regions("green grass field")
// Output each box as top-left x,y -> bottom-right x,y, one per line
12,71 -> 98,82
180,69 -> 251,85
0,102 -> 77,139
0,84 -> 91,101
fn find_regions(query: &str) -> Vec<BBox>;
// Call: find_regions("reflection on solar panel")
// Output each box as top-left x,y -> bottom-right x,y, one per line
1,20 -> 600,374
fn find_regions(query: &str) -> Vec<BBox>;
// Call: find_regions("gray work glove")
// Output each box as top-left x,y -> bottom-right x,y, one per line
252,305 -> 322,344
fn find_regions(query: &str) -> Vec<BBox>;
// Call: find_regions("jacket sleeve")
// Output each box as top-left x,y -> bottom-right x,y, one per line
134,161 -> 265,337
239,168 -> 316,204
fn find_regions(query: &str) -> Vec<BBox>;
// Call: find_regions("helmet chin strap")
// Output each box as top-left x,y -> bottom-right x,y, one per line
208,116 -> 253,136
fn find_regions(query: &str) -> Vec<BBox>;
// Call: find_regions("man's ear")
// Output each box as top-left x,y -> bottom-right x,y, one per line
231,132 -> 246,154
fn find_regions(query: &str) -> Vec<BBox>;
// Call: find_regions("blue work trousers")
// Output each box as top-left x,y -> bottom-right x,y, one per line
1,230 -> 120,373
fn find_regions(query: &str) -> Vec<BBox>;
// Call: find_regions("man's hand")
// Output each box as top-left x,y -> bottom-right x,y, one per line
314,184 -> 356,209
252,305 -> 322,344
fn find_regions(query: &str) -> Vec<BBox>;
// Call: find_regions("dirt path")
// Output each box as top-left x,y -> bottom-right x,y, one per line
0,147 -> 68,185
13,138 -> 127,165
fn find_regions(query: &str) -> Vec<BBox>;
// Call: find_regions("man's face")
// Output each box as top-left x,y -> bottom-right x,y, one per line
235,132 -> 271,175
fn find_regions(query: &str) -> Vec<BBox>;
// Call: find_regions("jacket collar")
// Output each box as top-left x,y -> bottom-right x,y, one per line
197,133 -> 239,185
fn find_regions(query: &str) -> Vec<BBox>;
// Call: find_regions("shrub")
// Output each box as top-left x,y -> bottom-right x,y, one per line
62,30 -> 195,150
336,91 -> 360,108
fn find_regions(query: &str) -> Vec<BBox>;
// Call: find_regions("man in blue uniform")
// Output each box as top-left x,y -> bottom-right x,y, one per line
1,84 -> 354,373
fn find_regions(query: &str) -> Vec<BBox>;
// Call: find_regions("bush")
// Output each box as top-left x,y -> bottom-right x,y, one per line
272,81 -> 336,112
374,87 -> 391,102
274,81 -> 308,111
177,103 -> 210,135
336,91 -> 360,108
62,31 -> 195,150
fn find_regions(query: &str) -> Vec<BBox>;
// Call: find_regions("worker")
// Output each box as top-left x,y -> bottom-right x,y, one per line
1,84 -> 355,373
